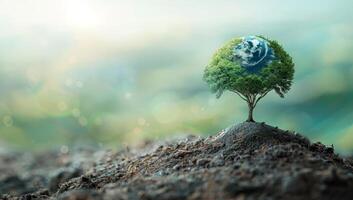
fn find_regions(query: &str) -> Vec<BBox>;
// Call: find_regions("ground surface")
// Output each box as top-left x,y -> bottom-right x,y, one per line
1,122 -> 353,200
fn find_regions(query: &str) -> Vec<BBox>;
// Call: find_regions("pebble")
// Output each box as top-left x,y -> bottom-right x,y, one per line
196,159 -> 210,166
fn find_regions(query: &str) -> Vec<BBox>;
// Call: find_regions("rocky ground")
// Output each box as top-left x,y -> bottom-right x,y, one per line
1,122 -> 353,200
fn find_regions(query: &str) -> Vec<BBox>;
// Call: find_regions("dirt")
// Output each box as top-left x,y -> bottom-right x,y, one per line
1,122 -> 353,200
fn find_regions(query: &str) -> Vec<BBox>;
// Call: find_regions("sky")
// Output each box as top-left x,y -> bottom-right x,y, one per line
0,0 -> 353,153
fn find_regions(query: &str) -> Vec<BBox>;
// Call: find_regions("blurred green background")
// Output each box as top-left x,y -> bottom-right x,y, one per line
0,0 -> 353,154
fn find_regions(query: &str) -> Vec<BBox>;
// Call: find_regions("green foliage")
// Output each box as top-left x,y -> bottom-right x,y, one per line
203,36 -> 295,121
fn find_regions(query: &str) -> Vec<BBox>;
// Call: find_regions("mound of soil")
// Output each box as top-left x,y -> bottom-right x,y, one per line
1,122 -> 353,200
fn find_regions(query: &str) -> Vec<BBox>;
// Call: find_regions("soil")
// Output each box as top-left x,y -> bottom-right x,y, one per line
1,122 -> 353,200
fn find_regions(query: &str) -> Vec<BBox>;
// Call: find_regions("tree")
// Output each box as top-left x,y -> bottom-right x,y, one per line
203,36 -> 294,122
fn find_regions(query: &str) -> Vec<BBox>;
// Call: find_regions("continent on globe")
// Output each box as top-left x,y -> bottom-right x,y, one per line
233,36 -> 275,73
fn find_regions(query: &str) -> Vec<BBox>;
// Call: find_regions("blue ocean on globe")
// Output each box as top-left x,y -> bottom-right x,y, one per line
233,36 -> 275,73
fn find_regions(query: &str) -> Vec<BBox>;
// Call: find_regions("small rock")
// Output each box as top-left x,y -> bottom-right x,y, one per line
324,145 -> 334,154
196,159 -> 210,167
310,142 -> 326,152
173,164 -> 181,170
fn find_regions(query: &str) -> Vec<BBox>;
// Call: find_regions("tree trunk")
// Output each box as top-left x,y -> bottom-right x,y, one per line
247,103 -> 255,122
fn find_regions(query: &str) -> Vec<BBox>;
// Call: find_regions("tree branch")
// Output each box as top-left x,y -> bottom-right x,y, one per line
254,90 -> 271,107
232,90 -> 247,101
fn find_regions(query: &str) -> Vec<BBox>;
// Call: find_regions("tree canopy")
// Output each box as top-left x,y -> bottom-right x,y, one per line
203,36 -> 295,122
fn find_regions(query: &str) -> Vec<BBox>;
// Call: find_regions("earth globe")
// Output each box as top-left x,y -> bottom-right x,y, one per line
233,36 -> 275,73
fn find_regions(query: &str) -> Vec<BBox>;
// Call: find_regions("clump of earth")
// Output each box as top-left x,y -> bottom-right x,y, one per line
1,122 -> 353,200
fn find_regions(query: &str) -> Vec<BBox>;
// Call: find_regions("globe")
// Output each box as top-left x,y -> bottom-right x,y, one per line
233,36 -> 275,73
